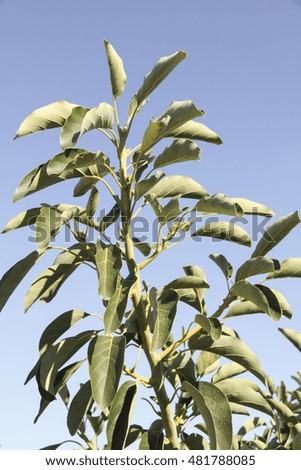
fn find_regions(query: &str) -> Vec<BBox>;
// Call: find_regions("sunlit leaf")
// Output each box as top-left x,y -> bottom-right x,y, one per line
158,100 -> 205,135
60,106 -> 89,150
268,257 -> 301,279
209,253 -> 233,280
237,417 -> 266,438
164,275 -> 209,290
80,102 -> 114,136
153,139 -> 201,169
104,40 -> 127,98
195,314 -> 222,341
196,351 -> 220,377
151,290 -> 179,351
193,193 -> 244,217
193,222 -> 251,247
146,175 -> 208,199
279,328 -> 301,352
35,206 -> 63,250
96,241 -> 122,300
140,116 -> 170,154
165,120 -> 223,145
86,185 -> 99,218
212,363 -> 246,384
230,197 -> 274,217
135,171 -> 165,200
104,274 -> 136,335
1,208 -> 41,233
235,256 -> 281,282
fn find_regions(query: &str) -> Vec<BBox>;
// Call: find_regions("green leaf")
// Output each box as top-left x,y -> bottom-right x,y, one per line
267,257 -> 301,279
128,50 -> 186,118
124,425 -> 144,448
39,309 -> 89,355
0,250 -> 42,312
212,363 -> 246,384
231,280 -> 282,321
153,139 -> 201,169
151,290 -> 179,351
146,175 -> 208,199
279,328 -> 301,352
165,120 -> 223,145
235,256 -> 281,282
39,330 -> 95,397
196,351 -> 220,377
193,194 -> 244,217
139,431 -> 164,450
183,381 -> 233,450
35,206 -> 63,250
164,275 -> 210,290
40,440 -> 81,450
95,241 -> 122,300
140,116 -> 170,154
80,102 -> 114,136
189,334 -> 266,384
88,335 -> 126,410
133,238 -> 153,257
214,379 -> 273,416
237,417 -> 267,438
99,203 -> 121,234
1,208 -> 41,233
160,197 -> 182,223
209,253 -> 233,280
158,100 -> 205,135
104,274 -> 136,335
60,106 -> 89,150
73,177 -> 99,197
104,40 -> 127,98
106,381 -> 138,450
14,100 -> 78,139
252,211 -> 300,258
230,198 -> 274,217
195,315 -> 222,341
193,222 -> 251,247
135,171 -> 165,200
86,185 -> 99,218
67,381 -> 93,436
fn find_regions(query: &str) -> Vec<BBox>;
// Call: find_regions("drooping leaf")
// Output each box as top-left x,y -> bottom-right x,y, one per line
212,363 -> 246,384
153,139 -> 201,169
189,334 -> 266,384
132,238 -> 153,257
236,256 -> 281,282
230,197 -> 274,217
209,253 -> 233,280
252,211 -> 300,258
95,241 -> 122,300
168,352 -> 196,384
128,50 -> 186,118
99,203 -> 121,234
140,116 -> 170,154
80,102 -> 114,137
176,288 -> 205,313
67,381 -> 93,436
139,431 -> 164,450
40,440 -> 81,450
104,40 -> 127,98
0,250 -> 43,312
268,257 -> 301,279
146,175 -> 208,199
135,171 -> 164,200
60,106 -> 89,150
104,274 -> 136,335
86,185 -> 99,218
279,328 -> 301,352
164,275 -> 210,291
35,206 -> 63,250
183,265 -> 208,306
73,177 -> 99,197
151,290 -> 179,351
193,194 -> 244,217
165,120 -> 223,145
124,425 -> 144,448
14,100 -> 78,139
1,208 -> 41,233
183,381 -> 233,450
160,197 -> 182,224
106,381 -> 138,450
88,335 -> 125,410
193,222 -> 251,247
231,280 -> 282,321
195,315 -> 222,341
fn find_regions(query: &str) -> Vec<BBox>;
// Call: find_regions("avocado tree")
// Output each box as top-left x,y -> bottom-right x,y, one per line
1,41 -> 301,450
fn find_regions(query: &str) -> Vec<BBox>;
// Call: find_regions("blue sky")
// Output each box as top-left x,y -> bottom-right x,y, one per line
0,0 -> 301,449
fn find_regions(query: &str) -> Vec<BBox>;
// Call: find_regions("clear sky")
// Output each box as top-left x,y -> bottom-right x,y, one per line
0,0 -> 301,450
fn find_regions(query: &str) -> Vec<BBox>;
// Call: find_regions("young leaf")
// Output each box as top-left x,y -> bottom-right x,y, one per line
146,175 -> 208,199
279,328 -> 301,352
88,335 -> 126,410
0,250 -> 43,311
209,253 -> 233,280
106,381 -> 138,450
67,381 -> 93,436
151,290 -> 179,351
252,211 -> 300,258
267,257 -> 301,279
235,256 -> 281,282
14,100 -> 78,139
60,106 -> 89,150
128,50 -> 186,119
193,193 -> 244,217
193,222 -> 251,247
104,40 -> 127,98
96,241 -> 122,300
153,139 -> 201,169
104,274 -> 136,335
165,120 -> 223,145
80,102 -> 114,136
183,381 -> 233,450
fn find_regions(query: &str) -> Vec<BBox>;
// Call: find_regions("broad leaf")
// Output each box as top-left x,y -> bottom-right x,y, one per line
153,139 -> 201,169
1,208 -> 41,233
252,211 -> 300,258
35,206 -> 63,250
40,440 -> 81,450
104,40 -> 127,98
164,275 -> 210,290
73,177 -> 99,197
158,100 -> 205,135
195,315 -> 222,341
95,241 -> 122,300
0,250 -> 42,311
67,381 -> 93,436
151,290 -> 179,351
135,171 -> 164,200
193,193 -> 244,217
104,274 -> 136,335
146,175 -> 208,199
60,106 -> 89,150
80,102 -> 114,137
235,256 -> 281,282
160,197 -> 182,224
196,351 -> 220,377
140,116 -> 170,154
231,280 -> 282,321
212,363 -> 246,384
106,381 -> 138,450
14,100 -> 77,139
139,431 -> 164,450
99,203 -> 121,234
165,120 -> 223,145
189,334 -> 266,383
209,253 -> 233,280
279,328 -> 301,352
237,417 -> 266,438
88,335 -> 125,410
183,381 -> 233,450
230,198 -> 274,217
86,185 -> 99,218
193,222 -> 251,247
267,257 -> 301,279
128,50 -> 186,118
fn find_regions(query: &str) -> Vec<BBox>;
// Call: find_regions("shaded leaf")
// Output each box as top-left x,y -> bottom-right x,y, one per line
88,335 -> 125,410
40,440 -> 81,450
151,290 -> 179,351
196,351 -> 220,377
252,211 -> 300,258
86,185 -> 99,218
140,116 -> 170,154
35,206 -> 63,250
104,40 -> 127,98
237,417 -> 266,438
135,171 -> 164,200
193,222 -> 251,247
279,328 -> 301,352
183,381 -> 233,450
236,256 -> 281,282
139,431 -> 164,450
164,275 -> 209,290
209,253 -> 233,280
1,208 -> 41,233
133,238 -> 153,257
73,176 -> 99,197
99,203 -> 121,234
60,106 -> 89,150
153,139 -> 201,169
104,274 -> 136,335
67,381 -> 93,436
195,315 -> 222,341
147,175 -> 208,199
96,241 -> 122,300
212,363 -> 246,384
124,425 -> 144,448
80,102 -> 114,136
